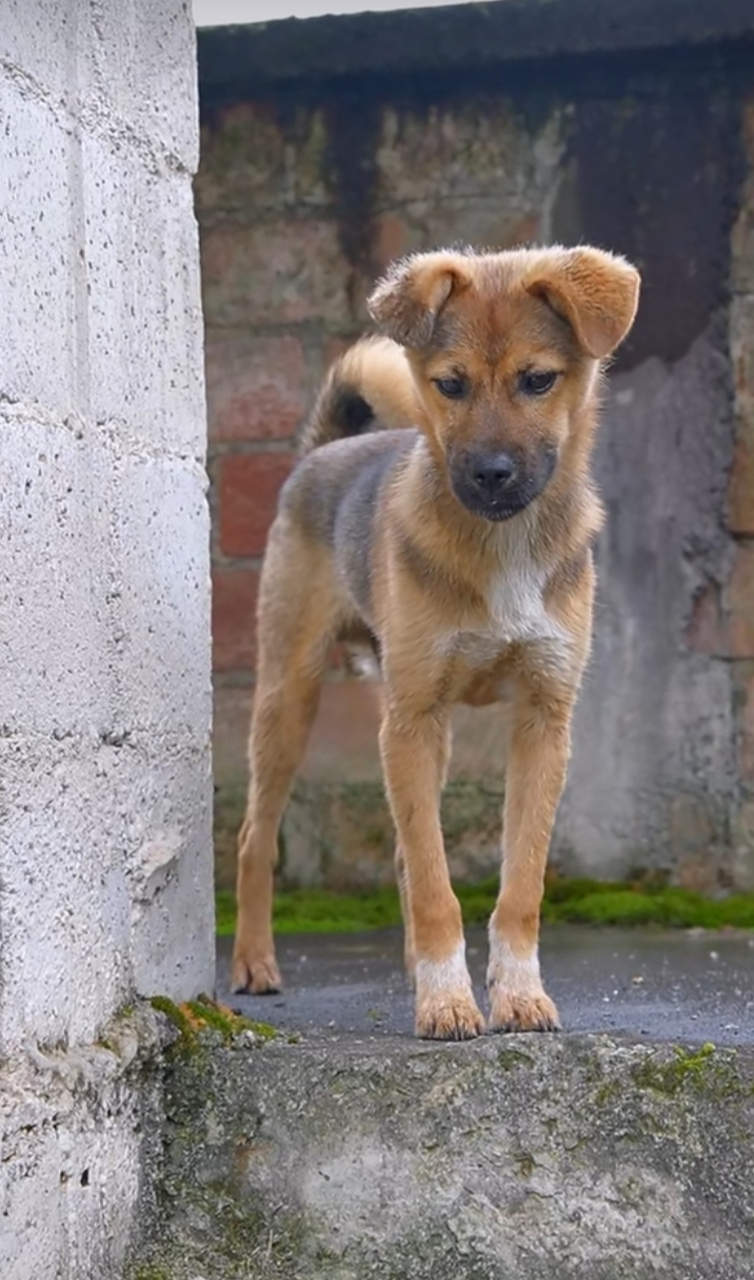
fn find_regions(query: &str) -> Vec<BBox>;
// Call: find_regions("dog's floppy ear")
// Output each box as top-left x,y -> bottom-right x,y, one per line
368,251 -> 471,348
525,247 -> 640,359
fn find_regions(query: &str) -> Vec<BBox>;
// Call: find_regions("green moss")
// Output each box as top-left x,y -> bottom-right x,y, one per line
544,887 -> 754,929
594,1080 -> 622,1107
215,888 -> 239,937
149,996 -> 199,1049
498,1048 -> 535,1072
215,878 -> 754,937
547,889 -> 669,926
149,994 -> 276,1049
187,996 -> 277,1042
132,1267 -> 170,1280
631,1043 -> 743,1098
216,884 -> 404,937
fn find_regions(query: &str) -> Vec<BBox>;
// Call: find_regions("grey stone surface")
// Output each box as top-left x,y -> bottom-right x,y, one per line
219,925 -> 754,1048
139,1019 -> 754,1279
130,927 -> 754,1277
0,2 -> 211,1275
557,327 -> 737,878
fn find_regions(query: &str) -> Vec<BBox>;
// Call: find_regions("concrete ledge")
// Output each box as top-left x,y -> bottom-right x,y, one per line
136,1026 -> 754,1278
198,0 -> 754,91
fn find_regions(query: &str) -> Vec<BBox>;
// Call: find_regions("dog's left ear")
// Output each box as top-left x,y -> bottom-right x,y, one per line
368,252 -> 471,349
525,247 -> 640,359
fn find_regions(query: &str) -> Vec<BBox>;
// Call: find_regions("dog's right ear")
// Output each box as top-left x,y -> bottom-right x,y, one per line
368,252 -> 470,349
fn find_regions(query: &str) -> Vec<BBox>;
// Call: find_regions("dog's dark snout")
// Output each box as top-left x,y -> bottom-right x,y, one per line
471,451 -> 517,493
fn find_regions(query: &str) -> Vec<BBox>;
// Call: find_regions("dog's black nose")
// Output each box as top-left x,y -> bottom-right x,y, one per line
471,452 -> 517,494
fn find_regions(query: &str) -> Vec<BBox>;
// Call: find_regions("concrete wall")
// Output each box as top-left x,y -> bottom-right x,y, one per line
0,2 -> 212,1274
199,21 -> 754,893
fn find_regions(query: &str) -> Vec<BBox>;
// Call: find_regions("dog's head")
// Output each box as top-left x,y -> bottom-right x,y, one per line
367,246 -> 640,522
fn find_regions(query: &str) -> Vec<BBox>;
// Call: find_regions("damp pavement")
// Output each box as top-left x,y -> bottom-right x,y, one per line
217,923 -> 754,1046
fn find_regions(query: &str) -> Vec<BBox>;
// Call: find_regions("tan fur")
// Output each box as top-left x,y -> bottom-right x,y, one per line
298,335 -> 420,453
232,245 -> 640,1040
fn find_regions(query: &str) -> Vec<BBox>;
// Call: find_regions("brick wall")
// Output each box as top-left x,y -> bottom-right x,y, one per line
198,45 -> 754,892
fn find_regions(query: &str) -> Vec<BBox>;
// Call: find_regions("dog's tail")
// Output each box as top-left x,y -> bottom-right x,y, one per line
298,336 -> 420,455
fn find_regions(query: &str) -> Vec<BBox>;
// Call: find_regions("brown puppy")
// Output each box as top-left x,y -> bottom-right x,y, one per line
231,245 -> 640,1040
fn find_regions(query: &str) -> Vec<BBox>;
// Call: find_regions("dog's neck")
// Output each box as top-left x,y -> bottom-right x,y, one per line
396,431 -> 598,580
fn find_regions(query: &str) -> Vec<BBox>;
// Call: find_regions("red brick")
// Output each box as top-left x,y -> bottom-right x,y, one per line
218,451 -> 295,559
201,219 -> 350,327
373,212 -> 410,273
728,438 -> 754,535
323,334 -> 357,369
212,566 -> 259,673
735,666 -> 754,783
197,102 -> 330,223
686,581 -> 726,655
728,542 -> 754,658
212,683 -> 253,789
504,213 -> 539,247
299,680 -> 384,784
206,332 -> 307,443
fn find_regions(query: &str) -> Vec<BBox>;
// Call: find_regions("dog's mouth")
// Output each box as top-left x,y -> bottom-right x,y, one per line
448,445 -> 557,523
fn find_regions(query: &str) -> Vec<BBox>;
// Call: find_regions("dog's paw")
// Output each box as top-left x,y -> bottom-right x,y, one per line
415,989 -> 486,1040
487,990 -> 560,1034
413,944 -> 485,1040
231,951 -> 282,995
486,930 -> 559,1033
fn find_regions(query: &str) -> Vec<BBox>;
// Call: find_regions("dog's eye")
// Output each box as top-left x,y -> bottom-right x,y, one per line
519,370 -> 558,397
433,376 -> 467,400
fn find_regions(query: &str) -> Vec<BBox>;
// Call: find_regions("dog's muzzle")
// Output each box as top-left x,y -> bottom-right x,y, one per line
449,446 -> 556,521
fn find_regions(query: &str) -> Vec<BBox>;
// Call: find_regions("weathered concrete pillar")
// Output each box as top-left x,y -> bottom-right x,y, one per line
0,2 -> 212,1273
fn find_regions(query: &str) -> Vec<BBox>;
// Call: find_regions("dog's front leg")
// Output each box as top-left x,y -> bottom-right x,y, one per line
380,707 -> 485,1040
487,677 -> 575,1033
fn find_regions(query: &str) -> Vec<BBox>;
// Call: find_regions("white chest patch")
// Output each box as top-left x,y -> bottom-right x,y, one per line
436,547 -> 570,670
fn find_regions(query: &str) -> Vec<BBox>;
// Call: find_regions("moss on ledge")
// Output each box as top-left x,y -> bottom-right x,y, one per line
149,994 -> 276,1052
630,1042 -> 753,1099
215,877 -> 754,938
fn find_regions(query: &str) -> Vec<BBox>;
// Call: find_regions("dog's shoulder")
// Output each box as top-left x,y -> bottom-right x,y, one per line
280,428 -> 417,547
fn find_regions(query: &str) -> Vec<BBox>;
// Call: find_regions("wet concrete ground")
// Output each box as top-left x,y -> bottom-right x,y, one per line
217,924 -> 754,1046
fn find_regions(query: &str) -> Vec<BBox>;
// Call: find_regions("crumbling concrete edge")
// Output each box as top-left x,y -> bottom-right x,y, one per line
0,1004 -> 165,1277
131,1024 -> 754,1279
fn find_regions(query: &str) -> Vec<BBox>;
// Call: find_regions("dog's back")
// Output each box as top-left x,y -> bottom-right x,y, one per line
271,337 -> 422,629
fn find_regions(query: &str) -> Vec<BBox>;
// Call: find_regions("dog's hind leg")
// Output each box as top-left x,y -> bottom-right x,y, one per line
231,536 -> 339,995
394,844 -> 415,981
